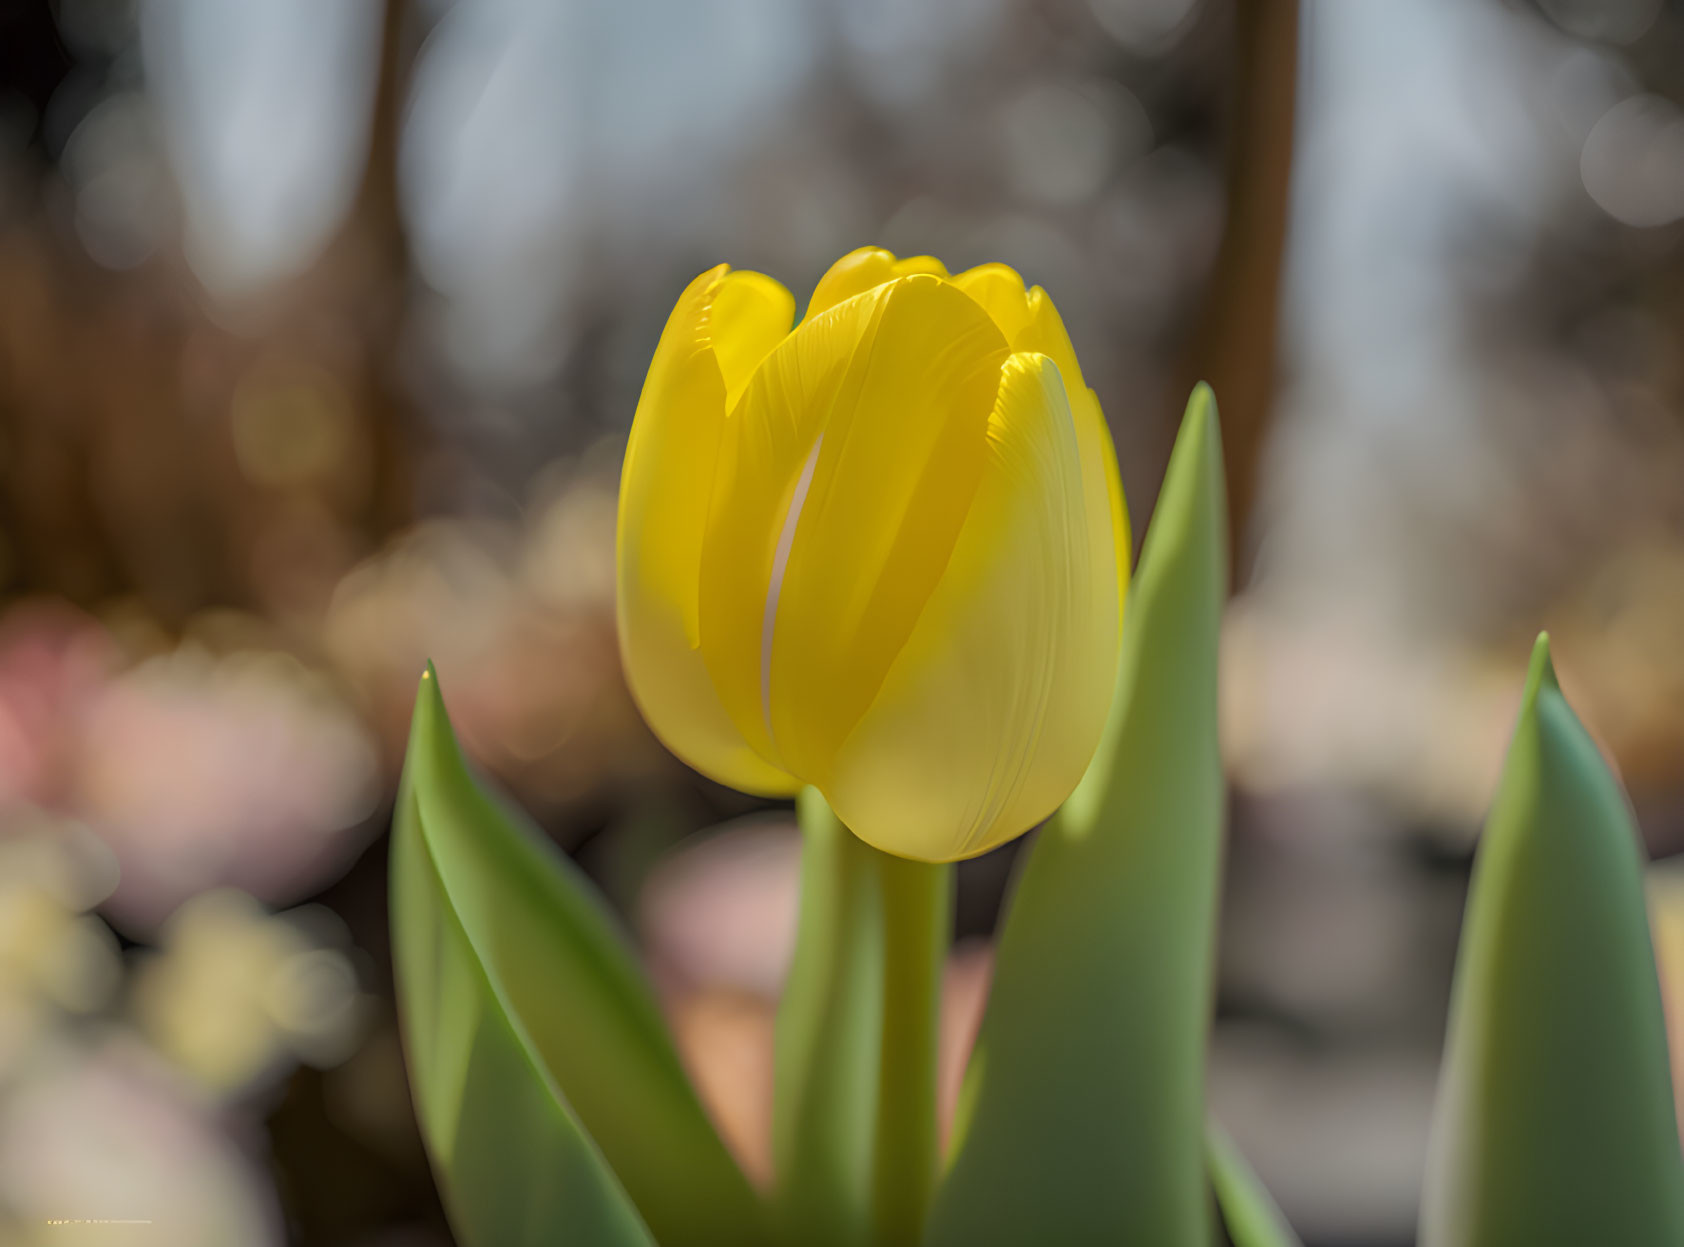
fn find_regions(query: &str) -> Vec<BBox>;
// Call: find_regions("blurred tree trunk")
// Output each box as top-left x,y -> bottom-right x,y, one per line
1181,0 -> 1299,587
337,0 -> 419,542
0,0 -> 422,623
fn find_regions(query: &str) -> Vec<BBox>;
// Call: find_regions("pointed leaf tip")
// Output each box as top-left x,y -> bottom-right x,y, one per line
405,660 -> 463,786
1174,383 -> 1225,516
1179,382 -> 1220,475
1135,381 -> 1228,605
1420,629 -> 1684,1245
1523,632 -> 1557,704
1188,379 -> 1217,423
412,660 -> 443,717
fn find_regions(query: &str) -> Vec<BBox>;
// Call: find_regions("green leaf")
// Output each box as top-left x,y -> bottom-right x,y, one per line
773,789 -> 951,1247
1418,636 -> 1684,1247
393,667 -> 768,1247
1208,1125 -> 1303,1247
926,384 -> 1228,1246
392,785 -> 654,1247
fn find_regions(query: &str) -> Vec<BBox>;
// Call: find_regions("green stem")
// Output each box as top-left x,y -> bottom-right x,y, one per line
872,849 -> 951,1247
773,789 -> 952,1247
774,791 -> 880,1247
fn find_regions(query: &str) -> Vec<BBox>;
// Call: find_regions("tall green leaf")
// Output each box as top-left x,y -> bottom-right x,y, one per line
1208,1125 -> 1303,1247
926,384 -> 1228,1246
773,789 -> 951,1247
393,667 -> 768,1247
392,787 -> 654,1247
1418,636 -> 1684,1246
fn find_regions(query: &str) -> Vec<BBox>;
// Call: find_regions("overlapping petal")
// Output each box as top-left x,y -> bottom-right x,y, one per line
803,246 -> 950,321
616,265 -> 798,794
1021,292 -> 1131,606
711,268 -> 796,406
950,262 -> 1036,344
824,353 -> 1121,861
956,264 -> 1132,600
620,248 -> 1131,863
698,274 -> 1011,781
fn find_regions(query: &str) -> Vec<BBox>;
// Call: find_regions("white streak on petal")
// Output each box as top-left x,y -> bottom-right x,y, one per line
761,435 -> 825,737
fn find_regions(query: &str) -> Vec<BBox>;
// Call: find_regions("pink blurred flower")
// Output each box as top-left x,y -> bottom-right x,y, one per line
0,601 -> 115,811
70,648 -> 380,933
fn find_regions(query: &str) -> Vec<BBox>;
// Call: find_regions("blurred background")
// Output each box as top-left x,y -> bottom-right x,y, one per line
0,0 -> 1680,1243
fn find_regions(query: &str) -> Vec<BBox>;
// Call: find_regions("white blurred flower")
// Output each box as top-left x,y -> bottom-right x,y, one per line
132,889 -> 363,1097
0,1037 -> 282,1247
0,828 -> 121,1074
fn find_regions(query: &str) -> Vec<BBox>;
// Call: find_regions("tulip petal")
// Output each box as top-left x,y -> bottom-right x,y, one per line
824,353 -> 1120,861
617,265 -> 798,795
954,269 -> 1131,604
1015,289 -> 1131,601
804,246 -> 949,321
953,266 -> 1087,392
950,262 -> 1035,344
1076,384 -> 1131,613
713,268 -> 796,405
699,275 -> 1010,780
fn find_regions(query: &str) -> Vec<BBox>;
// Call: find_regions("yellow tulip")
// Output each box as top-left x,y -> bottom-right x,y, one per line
616,247 -> 1129,862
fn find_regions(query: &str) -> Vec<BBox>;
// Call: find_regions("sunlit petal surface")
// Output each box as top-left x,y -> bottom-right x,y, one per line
803,246 -> 951,321
624,248 -> 1128,859
617,266 -> 799,795
950,262 -> 1036,344
826,353 -> 1120,860
699,274 -> 1009,781
957,267 -> 1133,605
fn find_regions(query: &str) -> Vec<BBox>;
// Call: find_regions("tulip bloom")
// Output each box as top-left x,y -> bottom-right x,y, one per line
617,247 -> 1128,862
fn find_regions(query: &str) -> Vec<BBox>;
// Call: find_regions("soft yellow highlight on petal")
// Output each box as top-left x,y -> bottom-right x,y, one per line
825,353 -> 1121,861
711,269 -> 795,406
616,265 -> 798,795
1018,288 -> 1086,388
951,268 -> 1131,586
951,263 -> 1034,344
953,277 -> 1131,600
1079,386 -> 1131,597
698,275 -> 1010,779
1017,289 -> 1132,590
804,246 -> 950,321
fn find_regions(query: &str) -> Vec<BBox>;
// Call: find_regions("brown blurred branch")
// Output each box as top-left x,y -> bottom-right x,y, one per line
340,0 -> 419,540
0,1 -> 424,622
1182,0 -> 1299,586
